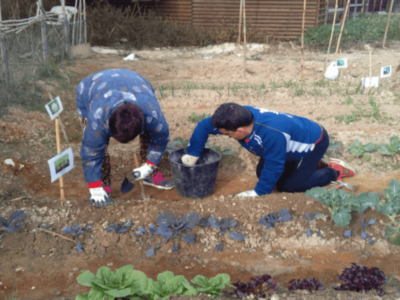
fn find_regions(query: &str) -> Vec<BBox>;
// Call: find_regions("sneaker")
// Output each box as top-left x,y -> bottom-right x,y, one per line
328,158 -> 356,181
143,172 -> 175,190
316,155 -> 330,169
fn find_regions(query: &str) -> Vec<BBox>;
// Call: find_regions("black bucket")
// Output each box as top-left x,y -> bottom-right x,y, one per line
169,149 -> 221,198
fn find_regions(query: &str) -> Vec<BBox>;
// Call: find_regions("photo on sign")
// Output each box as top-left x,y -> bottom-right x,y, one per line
48,147 -> 74,182
45,96 -> 64,120
336,58 -> 348,68
380,66 -> 392,78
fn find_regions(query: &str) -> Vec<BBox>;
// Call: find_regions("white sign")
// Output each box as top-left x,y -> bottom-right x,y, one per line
45,96 -> 64,120
380,66 -> 392,78
336,58 -> 348,69
361,77 -> 380,88
48,148 -> 74,182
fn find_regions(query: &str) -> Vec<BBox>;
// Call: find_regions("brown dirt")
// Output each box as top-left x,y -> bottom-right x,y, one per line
1,42 -> 400,300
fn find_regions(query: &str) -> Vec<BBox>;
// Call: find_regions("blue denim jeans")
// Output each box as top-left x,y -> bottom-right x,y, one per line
256,127 -> 337,193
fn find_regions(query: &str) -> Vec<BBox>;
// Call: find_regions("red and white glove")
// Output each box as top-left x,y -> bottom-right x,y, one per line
88,181 -> 112,207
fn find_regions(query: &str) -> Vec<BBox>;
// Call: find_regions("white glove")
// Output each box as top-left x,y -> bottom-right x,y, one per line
236,190 -> 259,198
89,187 -> 112,207
182,154 -> 199,166
133,163 -> 156,180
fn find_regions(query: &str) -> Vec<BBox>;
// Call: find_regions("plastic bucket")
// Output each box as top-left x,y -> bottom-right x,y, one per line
169,149 -> 221,198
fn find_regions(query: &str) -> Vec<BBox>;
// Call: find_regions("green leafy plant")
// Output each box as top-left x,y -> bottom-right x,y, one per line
188,112 -> 211,123
305,187 -> 373,227
347,140 -> 377,158
76,264 -> 147,300
145,271 -> 190,300
190,274 -> 233,298
377,136 -> 400,156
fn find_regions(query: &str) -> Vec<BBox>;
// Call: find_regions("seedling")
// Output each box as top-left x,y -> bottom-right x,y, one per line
347,140 -> 376,158
190,274 -> 234,298
0,210 -> 25,233
187,112 -> 211,123
304,212 -> 322,238
76,241 -> 84,252
258,209 -> 292,230
377,136 -> 400,156
200,217 -> 244,252
63,223 -> 92,237
288,278 -> 325,291
133,224 -> 160,257
156,212 -> 199,253
106,220 -> 132,234
334,263 -> 388,297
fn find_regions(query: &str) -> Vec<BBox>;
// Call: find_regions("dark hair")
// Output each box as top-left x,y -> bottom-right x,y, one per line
109,102 -> 143,143
211,103 -> 253,131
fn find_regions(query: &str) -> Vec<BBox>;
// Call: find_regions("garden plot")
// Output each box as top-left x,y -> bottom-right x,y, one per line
1,42 -> 400,299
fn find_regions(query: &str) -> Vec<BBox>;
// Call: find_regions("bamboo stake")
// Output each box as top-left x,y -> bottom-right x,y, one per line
71,0 -> 78,46
334,0 -> 351,61
134,154 -> 148,201
300,0 -> 307,79
325,0 -> 338,71
243,0 -> 247,61
379,0 -> 383,11
237,0 -> 243,43
382,0 -> 394,47
83,0 -> 87,44
55,118 -> 65,206
78,0 -> 82,44
39,228 -> 74,242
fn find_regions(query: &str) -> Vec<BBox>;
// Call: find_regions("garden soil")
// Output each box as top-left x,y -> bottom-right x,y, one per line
1,42 -> 400,300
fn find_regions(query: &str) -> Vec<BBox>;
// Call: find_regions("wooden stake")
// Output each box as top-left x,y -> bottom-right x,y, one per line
39,228 -> 75,242
325,0 -> 339,71
334,0 -> 351,61
300,0 -> 307,79
382,0 -> 394,47
55,118 -> 65,206
243,0 -> 247,61
379,0 -> 383,11
237,0 -> 243,43
134,154 -> 148,201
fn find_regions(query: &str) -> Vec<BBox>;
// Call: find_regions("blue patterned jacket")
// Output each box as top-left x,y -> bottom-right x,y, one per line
76,69 -> 169,183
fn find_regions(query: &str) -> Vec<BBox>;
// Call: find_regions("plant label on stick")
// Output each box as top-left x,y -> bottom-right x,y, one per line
48,147 -> 74,182
361,77 -> 379,88
336,58 -> 348,68
380,66 -> 392,78
45,96 -> 64,120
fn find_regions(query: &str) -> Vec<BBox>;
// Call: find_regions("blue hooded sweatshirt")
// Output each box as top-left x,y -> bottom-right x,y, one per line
76,69 -> 169,183
187,106 -> 322,195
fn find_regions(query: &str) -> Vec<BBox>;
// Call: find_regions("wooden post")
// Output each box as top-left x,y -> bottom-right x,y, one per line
325,0 -> 338,70
61,0 -> 70,58
325,0 -> 330,25
300,0 -> 307,79
71,0 -> 78,46
372,0 -> 377,12
0,0 -> 10,86
379,0 -> 383,11
83,0 -> 87,44
382,0 -> 394,47
39,0 -> 48,63
55,118 -> 65,206
334,0 -> 351,61
243,0 -> 247,61
237,0 -> 243,44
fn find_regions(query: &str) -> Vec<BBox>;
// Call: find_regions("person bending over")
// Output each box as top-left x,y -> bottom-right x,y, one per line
76,69 -> 174,207
182,103 -> 354,197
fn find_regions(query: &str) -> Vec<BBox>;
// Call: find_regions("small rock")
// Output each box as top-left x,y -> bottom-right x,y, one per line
31,287 -> 35,290
1,122 -> 6,128
271,294 -> 280,300
73,267 -> 79,272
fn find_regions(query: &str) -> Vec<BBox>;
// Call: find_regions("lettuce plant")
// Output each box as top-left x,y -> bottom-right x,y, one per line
305,187 -> 374,227
190,274 -> 234,298
0,210 -> 25,233
145,271 -> 187,300
334,263 -> 388,297
76,264 -> 147,300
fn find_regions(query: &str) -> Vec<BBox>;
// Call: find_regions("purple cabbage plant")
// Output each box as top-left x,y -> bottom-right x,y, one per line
304,212 -> 322,238
0,210 -> 25,233
233,274 -> 278,298
335,263 -> 388,297
258,209 -> 292,230
106,220 -> 132,234
199,217 -> 245,253
156,212 -> 200,253
132,224 -> 160,257
63,223 -> 92,237
342,218 -> 376,245
288,278 -> 325,291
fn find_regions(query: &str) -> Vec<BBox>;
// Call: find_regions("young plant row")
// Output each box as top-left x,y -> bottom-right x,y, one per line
347,137 -> 400,158
305,179 -> 400,245
76,265 -> 232,300
76,262 -> 389,300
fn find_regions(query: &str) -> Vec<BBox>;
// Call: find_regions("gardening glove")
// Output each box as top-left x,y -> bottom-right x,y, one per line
236,190 -> 259,198
182,154 -> 199,166
88,187 -> 112,207
133,163 -> 156,180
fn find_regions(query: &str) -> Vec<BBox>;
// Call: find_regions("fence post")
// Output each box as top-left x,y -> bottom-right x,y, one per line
0,1 -> 10,86
382,0 -> 394,47
61,0 -> 70,58
83,0 -> 87,44
39,0 -> 48,63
